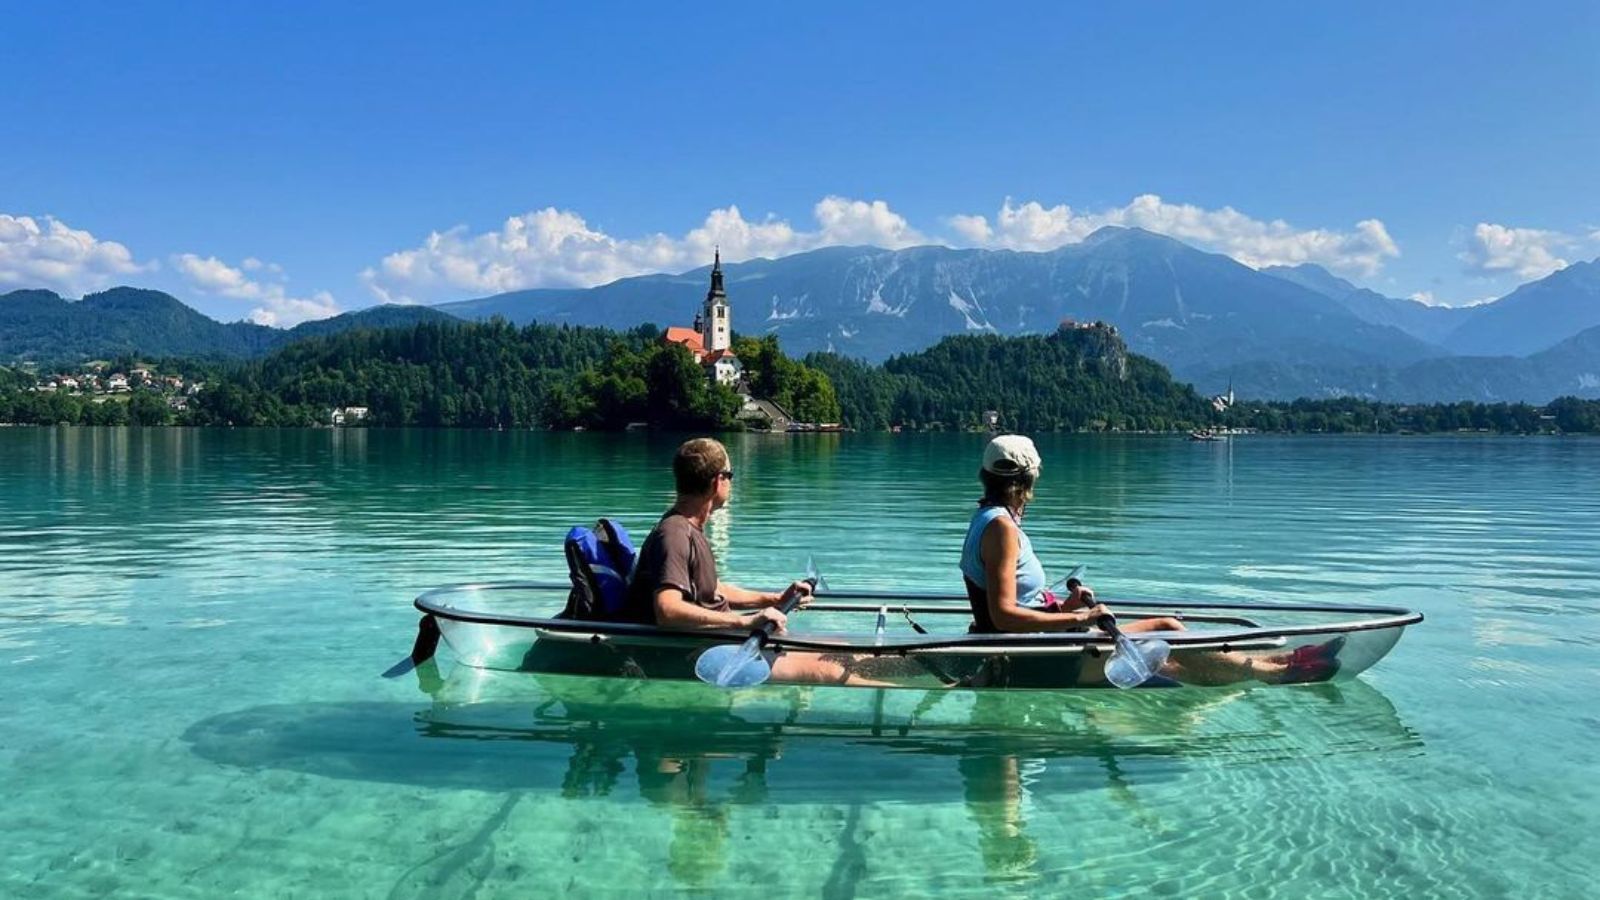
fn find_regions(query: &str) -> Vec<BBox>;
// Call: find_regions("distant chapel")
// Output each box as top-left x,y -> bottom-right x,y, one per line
663,249 -> 744,387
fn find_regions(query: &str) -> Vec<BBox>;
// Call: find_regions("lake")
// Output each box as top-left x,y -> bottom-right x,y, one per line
2,428 -> 1596,897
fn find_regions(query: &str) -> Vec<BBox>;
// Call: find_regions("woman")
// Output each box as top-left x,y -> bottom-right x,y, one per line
959,435 -> 1341,684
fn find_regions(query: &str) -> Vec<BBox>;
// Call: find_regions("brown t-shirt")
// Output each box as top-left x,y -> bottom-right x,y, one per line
627,512 -> 725,623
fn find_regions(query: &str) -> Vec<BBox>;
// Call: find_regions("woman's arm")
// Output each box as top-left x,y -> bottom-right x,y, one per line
981,518 -> 1103,632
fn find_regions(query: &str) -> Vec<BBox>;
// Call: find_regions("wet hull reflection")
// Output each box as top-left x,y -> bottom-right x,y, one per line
185,666 -> 1423,886
187,665 -> 1422,804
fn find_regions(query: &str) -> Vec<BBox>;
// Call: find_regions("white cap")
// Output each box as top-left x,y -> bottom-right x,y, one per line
981,434 -> 1041,476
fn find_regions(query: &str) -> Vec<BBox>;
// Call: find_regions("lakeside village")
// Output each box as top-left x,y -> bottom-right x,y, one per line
22,365 -> 203,410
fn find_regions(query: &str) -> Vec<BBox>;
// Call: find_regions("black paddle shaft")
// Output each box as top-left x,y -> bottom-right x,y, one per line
750,577 -> 817,642
1066,575 -> 1122,636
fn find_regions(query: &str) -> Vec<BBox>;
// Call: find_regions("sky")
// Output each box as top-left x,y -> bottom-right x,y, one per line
2,1 -> 1597,325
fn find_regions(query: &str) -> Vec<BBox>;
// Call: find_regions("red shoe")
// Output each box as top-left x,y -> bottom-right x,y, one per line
1282,636 -> 1346,683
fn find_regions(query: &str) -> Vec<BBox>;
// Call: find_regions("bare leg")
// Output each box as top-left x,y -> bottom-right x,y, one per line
769,651 -> 896,687
1108,616 -> 1298,685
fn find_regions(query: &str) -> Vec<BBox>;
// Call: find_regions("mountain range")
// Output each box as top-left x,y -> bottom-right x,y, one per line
0,287 -> 455,362
440,227 -> 1600,403
5,228 -> 1597,403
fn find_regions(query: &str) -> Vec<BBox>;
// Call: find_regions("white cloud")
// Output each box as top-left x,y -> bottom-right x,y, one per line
361,196 -> 926,304
362,193 -> 1413,304
248,291 -> 340,328
1408,291 -> 1436,306
0,213 -> 154,296
172,253 -> 339,327
945,195 -> 1401,277
1459,223 -> 1572,281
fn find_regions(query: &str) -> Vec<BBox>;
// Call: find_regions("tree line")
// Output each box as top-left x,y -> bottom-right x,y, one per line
3,319 -> 1599,433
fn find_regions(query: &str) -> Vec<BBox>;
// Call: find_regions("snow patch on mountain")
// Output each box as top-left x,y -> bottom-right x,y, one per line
767,294 -> 805,321
865,286 -> 909,317
948,290 -> 994,331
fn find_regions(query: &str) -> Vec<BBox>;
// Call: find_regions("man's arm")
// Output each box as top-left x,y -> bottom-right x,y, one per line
717,580 -> 813,610
715,582 -> 776,608
655,587 -> 786,632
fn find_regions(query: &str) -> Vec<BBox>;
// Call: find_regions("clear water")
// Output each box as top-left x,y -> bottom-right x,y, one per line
2,428 -> 1597,898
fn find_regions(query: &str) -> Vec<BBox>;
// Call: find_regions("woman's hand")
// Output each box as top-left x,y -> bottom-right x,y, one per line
1077,603 -> 1113,626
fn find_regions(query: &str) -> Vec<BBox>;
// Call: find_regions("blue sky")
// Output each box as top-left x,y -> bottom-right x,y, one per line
3,1 -> 1596,324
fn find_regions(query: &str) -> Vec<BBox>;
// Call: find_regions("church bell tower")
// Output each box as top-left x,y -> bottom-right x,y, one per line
701,248 -> 731,353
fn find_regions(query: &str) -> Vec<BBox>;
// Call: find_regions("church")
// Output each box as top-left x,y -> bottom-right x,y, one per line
662,249 -> 744,387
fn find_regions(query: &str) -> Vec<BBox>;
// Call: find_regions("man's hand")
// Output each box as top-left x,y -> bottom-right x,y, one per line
778,580 -> 814,609
752,607 -> 789,633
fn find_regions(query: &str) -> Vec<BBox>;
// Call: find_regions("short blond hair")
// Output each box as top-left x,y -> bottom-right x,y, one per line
673,438 -> 729,495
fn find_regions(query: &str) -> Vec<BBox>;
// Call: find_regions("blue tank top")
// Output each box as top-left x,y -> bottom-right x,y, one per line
960,505 -> 1048,606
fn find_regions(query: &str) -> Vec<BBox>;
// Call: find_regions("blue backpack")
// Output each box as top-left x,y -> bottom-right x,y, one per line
561,518 -> 638,621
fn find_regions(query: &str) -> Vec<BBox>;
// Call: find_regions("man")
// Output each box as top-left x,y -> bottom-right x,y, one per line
625,437 -> 871,685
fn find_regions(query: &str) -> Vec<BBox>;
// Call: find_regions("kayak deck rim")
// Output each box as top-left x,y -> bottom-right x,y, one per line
412,581 -> 1423,655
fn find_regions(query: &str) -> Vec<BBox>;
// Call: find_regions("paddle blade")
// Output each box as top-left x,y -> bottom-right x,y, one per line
1047,563 -> 1089,597
1104,634 -> 1172,689
694,640 -> 772,688
382,615 -> 441,679
803,555 -> 830,594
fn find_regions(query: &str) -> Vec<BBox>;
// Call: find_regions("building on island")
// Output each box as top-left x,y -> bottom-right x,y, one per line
662,249 -> 744,387
1211,380 -> 1235,413
330,406 -> 370,426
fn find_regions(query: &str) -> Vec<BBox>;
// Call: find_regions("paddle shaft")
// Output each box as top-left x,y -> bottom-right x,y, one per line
703,577 -> 818,686
745,577 -> 816,645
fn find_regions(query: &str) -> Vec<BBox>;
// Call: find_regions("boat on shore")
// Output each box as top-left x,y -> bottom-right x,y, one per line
398,583 -> 1421,690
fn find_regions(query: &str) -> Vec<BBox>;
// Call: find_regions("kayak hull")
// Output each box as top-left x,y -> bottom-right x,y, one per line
413,583 -> 1420,691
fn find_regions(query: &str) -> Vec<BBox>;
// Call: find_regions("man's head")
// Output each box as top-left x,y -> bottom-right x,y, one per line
673,437 -> 733,507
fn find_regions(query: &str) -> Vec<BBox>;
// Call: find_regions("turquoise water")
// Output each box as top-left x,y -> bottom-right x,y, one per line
2,428 -> 1597,897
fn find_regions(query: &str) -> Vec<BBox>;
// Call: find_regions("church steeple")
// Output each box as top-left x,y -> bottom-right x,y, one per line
707,246 -> 726,301
701,247 -> 731,353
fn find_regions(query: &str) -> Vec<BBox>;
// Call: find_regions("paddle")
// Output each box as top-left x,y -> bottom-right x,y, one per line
1097,609 -> 1173,689
1050,564 -> 1172,689
694,560 -> 824,688
382,614 -> 441,678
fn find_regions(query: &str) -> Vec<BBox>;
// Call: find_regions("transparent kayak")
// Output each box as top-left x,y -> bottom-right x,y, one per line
402,583 -> 1422,690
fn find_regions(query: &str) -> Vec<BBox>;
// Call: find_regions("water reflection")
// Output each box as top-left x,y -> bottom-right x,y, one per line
184,665 -> 1422,888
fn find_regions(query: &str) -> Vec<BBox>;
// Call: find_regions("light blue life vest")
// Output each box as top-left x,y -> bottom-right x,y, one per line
960,505 -> 1048,606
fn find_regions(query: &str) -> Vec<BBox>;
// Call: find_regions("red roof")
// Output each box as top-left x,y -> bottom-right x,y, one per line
704,349 -> 739,363
663,327 -> 704,351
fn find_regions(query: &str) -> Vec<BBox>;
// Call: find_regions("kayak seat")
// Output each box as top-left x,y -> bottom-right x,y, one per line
963,577 -> 999,634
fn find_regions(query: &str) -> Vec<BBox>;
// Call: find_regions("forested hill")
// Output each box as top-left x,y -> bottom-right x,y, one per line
809,324 -> 1213,432
0,287 -> 458,362
195,320 -> 643,427
186,320 -> 838,430
172,319 -> 1206,431
150,318 -> 1214,431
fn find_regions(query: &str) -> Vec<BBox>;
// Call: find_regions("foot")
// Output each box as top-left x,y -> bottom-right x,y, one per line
1279,636 -> 1347,683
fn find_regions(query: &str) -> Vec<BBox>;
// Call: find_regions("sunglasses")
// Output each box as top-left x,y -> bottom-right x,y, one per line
719,470 -> 735,482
